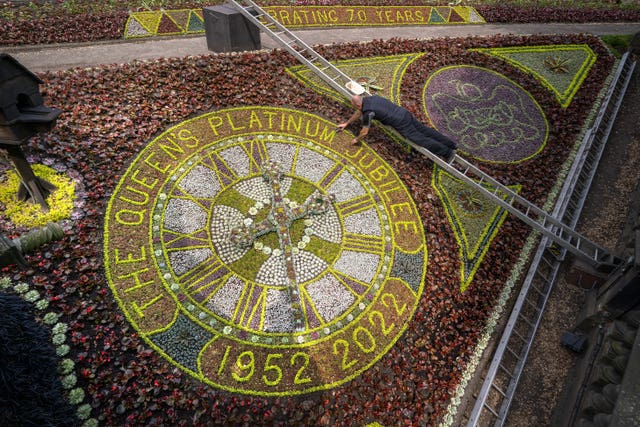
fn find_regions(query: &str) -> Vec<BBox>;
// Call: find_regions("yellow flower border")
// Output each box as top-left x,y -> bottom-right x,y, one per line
124,6 -> 485,38
422,64 -> 550,165
0,164 -> 75,228
470,44 -> 597,108
103,106 -> 427,397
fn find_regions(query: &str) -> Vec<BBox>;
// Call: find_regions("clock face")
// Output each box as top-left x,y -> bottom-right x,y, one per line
104,106 -> 427,395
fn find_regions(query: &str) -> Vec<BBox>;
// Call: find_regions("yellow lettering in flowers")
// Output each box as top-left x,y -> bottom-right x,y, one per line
249,110 -> 263,130
104,106 -> 427,396
208,114 -> 223,135
115,208 -> 145,226
115,245 -> 147,264
226,113 -> 246,131
379,180 -> 406,203
118,185 -> 150,206
262,110 -> 278,130
292,10 -> 306,25
318,124 -> 335,144
158,134 -> 185,160
394,220 -> 419,236
118,267 -> 154,293
144,151 -> 171,173
390,202 -> 412,218
130,169 -> 158,190
287,113 -> 302,133
177,129 -> 199,148
369,165 -> 390,182
131,294 -> 164,318
278,10 -> 290,25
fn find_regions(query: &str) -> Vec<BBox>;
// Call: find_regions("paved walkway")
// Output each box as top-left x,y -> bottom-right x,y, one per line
3,22 -> 639,73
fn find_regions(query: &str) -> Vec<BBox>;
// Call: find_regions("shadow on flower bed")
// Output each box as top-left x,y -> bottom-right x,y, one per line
0,293 -> 79,427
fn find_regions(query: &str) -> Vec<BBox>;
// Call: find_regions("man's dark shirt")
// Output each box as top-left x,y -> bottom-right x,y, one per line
361,95 -> 410,128
358,95 -> 457,157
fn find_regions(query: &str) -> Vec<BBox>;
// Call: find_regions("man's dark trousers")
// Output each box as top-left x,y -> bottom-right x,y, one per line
395,110 -> 456,157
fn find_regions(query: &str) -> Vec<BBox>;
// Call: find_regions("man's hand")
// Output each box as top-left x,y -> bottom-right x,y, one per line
336,123 -> 348,131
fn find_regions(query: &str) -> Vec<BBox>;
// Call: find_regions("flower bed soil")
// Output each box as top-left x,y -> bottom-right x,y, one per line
0,33 -> 616,426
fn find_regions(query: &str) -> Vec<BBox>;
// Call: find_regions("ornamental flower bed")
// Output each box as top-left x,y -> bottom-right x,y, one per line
0,33 -> 615,426
1,1 -> 639,46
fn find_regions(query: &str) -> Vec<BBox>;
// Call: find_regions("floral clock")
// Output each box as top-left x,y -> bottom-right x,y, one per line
104,106 -> 427,396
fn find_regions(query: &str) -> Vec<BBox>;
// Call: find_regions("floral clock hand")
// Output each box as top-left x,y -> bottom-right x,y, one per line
229,160 -> 336,332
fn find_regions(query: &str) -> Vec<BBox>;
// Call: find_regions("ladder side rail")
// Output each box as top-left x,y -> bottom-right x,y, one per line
588,52 -> 632,132
495,255 -> 563,425
452,154 -> 594,238
411,144 -> 613,265
228,0 -> 355,99
230,0 -> 621,268
466,234 -> 558,426
561,54 -> 635,227
552,127 -> 595,219
470,54 -> 636,427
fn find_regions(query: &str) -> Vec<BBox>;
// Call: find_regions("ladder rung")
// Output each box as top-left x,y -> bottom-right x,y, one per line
524,297 -> 540,313
484,402 -> 500,418
518,314 -> 534,327
511,328 -> 527,343
505,345 -> 521,360
498,363 -> 514,377
534,269 -> 549,281
490,382 -> 507,397
530,283 -> 545,297
540,255 -> 554,268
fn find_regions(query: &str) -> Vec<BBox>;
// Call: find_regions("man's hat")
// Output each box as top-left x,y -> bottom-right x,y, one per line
345,81 -> 366,95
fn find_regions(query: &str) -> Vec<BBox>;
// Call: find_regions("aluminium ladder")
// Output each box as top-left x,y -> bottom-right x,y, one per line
466,52 -> 637,427
228,0 -> 625,272
229,0 -> 358,100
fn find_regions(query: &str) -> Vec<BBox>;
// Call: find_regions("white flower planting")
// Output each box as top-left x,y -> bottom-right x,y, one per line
306,275 -> 355,322
306,206 -> 342,243
292,250 -> 329,283
264,288 -> 295,332
343,207 -> 382,236
206,275 -> 245,320
327,169 -> 367,202
169,248 -> 212,277
333,251 -> 380,284
266,142 -> 297,173
210,205 -> 249,263
218,145 -> 250,177
255,252 -> 288,286
179,165 -> 221,198
294,147 -> 336,183
234,176 -> 275,202
164,198 -> 207,234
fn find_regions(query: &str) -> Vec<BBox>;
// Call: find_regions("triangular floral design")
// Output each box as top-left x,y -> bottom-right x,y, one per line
470,44 -> 597,108
186,10 -> 205,33
287,53 -> 423,105
124,16 -> 152,39
157,13 -> 184,35
432,167 -> 521,292
129,11 -> 162,33
165,9 -> 191,31
459,6 -> 486,23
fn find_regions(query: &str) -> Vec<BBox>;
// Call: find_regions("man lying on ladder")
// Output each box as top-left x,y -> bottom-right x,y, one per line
336,81 -> 458,163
